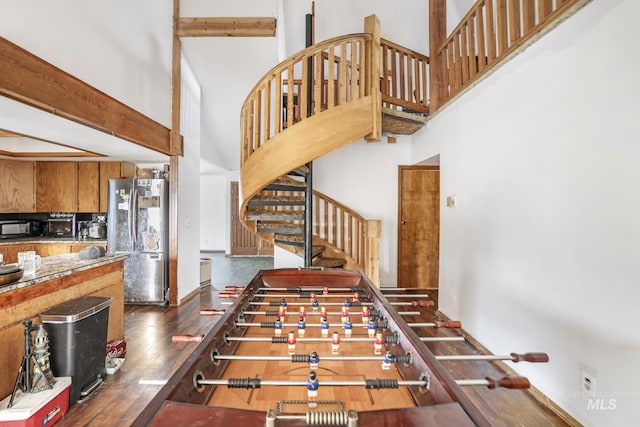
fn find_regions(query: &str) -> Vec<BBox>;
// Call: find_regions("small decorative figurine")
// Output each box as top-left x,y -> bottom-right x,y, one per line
382,351 -> 395,370
374,332 -> 384,355
331,331 -> 341,355
309,351 -> 320,370
320,317 -> 329,338
343,316 -> 353,338
31,325 -> 56,392
306,371 -> 319,408
274,317 -> 283,336
287,331 -> 296,355
297,316 -> 306,337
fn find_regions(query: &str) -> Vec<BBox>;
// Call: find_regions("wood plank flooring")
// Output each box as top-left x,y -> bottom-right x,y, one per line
56,286 -> 572,426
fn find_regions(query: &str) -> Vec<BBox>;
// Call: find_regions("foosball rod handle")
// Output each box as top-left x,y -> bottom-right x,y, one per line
200,309 -> 225,316
172,334 -> 205,343
511,352 -> 549,363
457,376 -> 530,389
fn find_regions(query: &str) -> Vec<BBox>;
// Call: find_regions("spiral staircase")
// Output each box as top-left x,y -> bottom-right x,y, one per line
239,16 -> 429,284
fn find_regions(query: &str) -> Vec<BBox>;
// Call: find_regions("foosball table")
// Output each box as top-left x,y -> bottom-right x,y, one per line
133,268 -> 548,426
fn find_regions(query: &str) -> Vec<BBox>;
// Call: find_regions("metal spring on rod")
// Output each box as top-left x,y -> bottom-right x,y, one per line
394,353 -> 412,364
384,333 -> 399,344
227,377 -> 261,389
291,354 -> 309,363
364,379 -> 398,389
260,322 -> 276,328
272,336 -> 288,343
306,410 -> 348,426
264,310 -> 278,317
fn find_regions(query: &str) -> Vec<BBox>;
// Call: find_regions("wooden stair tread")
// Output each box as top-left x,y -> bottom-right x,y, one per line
382,107 -> 429,135
257,221 -> 304,234
312,257 -> 347,268
264,177 -> 307,191
246,208 -> 304,221
249,195 -> 306,206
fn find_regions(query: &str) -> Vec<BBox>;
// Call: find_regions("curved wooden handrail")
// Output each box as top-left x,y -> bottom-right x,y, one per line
240,33 -> 372,168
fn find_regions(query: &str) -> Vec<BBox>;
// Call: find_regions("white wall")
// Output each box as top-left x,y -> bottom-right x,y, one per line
200,174 -> 227,251
314,138 -> 411,285
411,1 -> 640,425
176,56 -> 202,302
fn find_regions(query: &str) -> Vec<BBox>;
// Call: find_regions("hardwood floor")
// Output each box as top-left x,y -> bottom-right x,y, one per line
57,285 -> 573,426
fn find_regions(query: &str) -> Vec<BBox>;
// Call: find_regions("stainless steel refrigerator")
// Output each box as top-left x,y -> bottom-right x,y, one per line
107,179 -> 169,304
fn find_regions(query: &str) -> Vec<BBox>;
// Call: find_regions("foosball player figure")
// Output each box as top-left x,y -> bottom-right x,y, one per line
382,351 -> 395,370
352,292 -> 360,302
310,295 -> 319,312
331,331 -> 341,355
374,332 -> 384,355
322,287 -> 329,295
343,316 -> 353,338
278,299 -> 287,318
274,317 -> 283,336
298,316 -> 306,338
307,371 -> 319,408
309,351 -> 320,370
320,316 -> 330,338
287,331 -> 297,355
340,306 -> 350,324
320,306 -> 328,318
298,306 -> 307,319
367,319 -> 377,338
361,306 -> 370,326
343,298 -> 352,308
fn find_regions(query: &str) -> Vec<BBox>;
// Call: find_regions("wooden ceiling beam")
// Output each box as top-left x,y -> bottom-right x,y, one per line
177,17 -> 276,37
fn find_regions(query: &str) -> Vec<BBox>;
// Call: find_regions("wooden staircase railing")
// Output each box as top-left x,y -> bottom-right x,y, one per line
381,38 -> 430,115
437,0 -> 585,104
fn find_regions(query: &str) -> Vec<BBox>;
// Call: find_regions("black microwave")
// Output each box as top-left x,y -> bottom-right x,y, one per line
0,220 -> 43,239
46,213 -> 76,238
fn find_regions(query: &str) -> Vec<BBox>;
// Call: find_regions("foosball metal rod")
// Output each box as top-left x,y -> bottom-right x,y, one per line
213,354 -> 411,363
222,301 -> 432,307
408,321 -> 462,328
436,353 -> 549,363
241,310 -> 421,317
198,378 -> 429,389
257,293 -> 430,299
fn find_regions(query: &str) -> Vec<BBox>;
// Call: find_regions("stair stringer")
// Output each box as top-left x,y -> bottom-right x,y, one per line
240,95 -> 373,216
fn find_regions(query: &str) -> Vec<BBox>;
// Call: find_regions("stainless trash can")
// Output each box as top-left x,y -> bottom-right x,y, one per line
40,296 -> 112,405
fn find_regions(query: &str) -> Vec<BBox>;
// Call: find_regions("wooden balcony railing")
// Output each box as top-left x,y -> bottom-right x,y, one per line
381,38 -> 430,114
438,0 -> 583,101
240,33 -> 372,166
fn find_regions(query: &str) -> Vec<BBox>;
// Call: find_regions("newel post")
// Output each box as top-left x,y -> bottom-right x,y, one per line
365,219 -> 381,287
364,15 -> 381,142
429,0 -> 447,113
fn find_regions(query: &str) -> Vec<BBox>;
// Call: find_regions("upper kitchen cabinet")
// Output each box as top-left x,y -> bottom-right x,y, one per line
78,162 -> 100,212
99,161 -> 135,212
0,159 -> 35,212
36,161 -> 78,212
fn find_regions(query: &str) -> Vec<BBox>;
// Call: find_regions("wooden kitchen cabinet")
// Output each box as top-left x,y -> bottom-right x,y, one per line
78,162 -> 100,212
70,242 -> 107,253
0,159 -> 35,213
36,161 -> 78,212
0,244 -> 37,264
36,243 -> 72,257
99,161 -> 134,212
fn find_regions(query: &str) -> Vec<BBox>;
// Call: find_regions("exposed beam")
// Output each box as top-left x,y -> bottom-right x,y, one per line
0,37 -> 173,156
176,17 -> 276,37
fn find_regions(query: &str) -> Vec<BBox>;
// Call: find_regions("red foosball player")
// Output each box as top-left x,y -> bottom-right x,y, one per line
331,331 -> 341,355
298,306 -> 307,319
340,306 -> 350,324
307,371 -> 319,408
352,292 -> 360,302
320,306 -> 327,318
274,317 -> 283,336
373,332 -> 384,355
278,299 -> 288,317
287,331 -> 296,355
322,287 -> 329,295
361,306 -> 370,326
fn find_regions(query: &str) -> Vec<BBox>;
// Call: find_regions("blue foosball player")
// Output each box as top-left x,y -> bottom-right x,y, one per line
307,371 -> 319,408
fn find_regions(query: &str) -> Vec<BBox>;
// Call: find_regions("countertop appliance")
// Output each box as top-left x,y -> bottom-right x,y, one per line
0,220 -> 43,239
107,179 -> 168,304
46,213 -> 76,238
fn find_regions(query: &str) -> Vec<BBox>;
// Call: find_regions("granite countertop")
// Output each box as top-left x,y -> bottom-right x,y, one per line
0,237 -> 107,245
0,252 -> 128,294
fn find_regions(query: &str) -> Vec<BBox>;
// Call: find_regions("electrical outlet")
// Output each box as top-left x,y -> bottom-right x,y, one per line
582,371 -> 596,397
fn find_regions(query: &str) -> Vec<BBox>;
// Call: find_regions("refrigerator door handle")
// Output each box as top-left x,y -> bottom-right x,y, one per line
132,187 -> 138,246
127,188 -> 134,244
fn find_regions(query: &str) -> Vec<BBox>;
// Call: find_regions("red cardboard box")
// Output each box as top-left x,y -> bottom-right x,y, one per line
106,339 -> 127,359
0,377 -> 71,427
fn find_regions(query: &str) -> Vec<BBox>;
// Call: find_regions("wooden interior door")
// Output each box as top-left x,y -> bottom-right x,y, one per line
397,166 -> 440,289
230,182 -> 274,256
